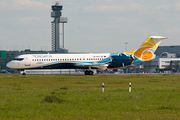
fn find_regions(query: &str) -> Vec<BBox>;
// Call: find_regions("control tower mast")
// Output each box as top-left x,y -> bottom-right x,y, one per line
51,2 -> 67,52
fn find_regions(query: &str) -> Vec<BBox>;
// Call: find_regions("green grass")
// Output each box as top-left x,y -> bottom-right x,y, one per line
0,74 -> 180,119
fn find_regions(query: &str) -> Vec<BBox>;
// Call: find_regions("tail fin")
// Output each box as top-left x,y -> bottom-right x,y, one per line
124,36 -> 168,63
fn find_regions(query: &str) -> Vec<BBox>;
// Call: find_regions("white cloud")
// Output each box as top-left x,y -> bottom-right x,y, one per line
83,3 -> 145,12
115,17 -> 139,24
1,0 -> 180,52
157,2 -> 180,11
18,17 -> 40,24
158,4 -> 173,11
66,2 -> 74,5
0,1 -> 6,9
175,3 -> 180,10
0,0 -> 49,10
165,27 -> 180,36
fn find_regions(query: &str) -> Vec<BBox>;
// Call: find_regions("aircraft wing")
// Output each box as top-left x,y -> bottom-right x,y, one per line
75,61 -> 110,71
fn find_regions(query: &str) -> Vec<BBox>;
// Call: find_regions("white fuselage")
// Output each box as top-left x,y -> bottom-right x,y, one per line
6,53 -> 115,69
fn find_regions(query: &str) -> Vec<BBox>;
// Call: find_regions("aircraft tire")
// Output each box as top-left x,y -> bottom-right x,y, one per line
89,71 -> 93,75
84,71 -> 94,75
22,72 -> 26,76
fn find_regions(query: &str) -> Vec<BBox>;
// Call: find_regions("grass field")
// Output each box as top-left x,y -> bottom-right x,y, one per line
0,74 -> 180,120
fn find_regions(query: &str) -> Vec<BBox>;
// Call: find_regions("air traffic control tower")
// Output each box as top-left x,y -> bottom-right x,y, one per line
51,2 -> 68,52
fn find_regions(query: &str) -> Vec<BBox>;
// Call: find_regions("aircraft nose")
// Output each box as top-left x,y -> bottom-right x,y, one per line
6,61 -> 14,68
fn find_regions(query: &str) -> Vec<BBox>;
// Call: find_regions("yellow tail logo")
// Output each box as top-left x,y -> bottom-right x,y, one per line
125,36 -> 167,61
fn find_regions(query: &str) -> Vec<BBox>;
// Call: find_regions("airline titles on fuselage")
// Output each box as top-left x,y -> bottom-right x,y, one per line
33,55 -> 53,58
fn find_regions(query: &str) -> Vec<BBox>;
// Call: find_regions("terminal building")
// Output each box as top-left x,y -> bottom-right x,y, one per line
127,45 -> 180,73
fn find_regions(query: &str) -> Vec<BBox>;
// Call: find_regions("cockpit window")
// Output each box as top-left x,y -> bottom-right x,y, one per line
14,58 -> 24,61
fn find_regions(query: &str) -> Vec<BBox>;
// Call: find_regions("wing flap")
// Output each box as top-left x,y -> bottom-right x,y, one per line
75,63 -> 108,71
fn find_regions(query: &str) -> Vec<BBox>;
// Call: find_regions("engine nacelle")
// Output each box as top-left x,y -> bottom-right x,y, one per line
109,54 -> 134,68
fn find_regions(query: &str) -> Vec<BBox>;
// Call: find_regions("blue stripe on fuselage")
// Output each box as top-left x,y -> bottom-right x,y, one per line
29,53 -> 120,69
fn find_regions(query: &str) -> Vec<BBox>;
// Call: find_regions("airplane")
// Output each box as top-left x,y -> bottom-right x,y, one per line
6,36 -> 167,75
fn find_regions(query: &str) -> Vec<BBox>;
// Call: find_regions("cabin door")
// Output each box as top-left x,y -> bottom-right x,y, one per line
25,56 -> 30,66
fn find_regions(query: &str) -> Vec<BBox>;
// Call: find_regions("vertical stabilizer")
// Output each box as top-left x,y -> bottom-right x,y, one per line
124,36 -> 168,63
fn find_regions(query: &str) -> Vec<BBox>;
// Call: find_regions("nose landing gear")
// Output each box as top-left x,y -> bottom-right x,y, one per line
22,72 -> 26,76
20,70 -> 26,76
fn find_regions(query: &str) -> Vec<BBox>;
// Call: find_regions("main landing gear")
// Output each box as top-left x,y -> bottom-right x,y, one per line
84,70 -> 94,75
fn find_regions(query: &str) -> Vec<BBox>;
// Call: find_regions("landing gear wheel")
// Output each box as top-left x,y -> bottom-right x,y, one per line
85,71 -> 88,75
89,71 -> 93,75
21,70 -> 26,76
84,71 -> 94,75
22,72 -> 26,76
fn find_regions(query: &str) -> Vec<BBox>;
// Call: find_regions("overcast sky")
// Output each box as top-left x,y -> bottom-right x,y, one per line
0,0 -> 180,53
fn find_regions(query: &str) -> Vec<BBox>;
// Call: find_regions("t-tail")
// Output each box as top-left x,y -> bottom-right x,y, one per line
123,36 -> 168,64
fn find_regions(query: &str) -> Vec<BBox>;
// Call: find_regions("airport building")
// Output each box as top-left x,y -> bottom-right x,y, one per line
127,46 -> 180,73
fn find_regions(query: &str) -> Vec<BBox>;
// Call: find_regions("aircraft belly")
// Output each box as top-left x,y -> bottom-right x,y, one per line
28,63 -> 78,69
108,62 -> 131,68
